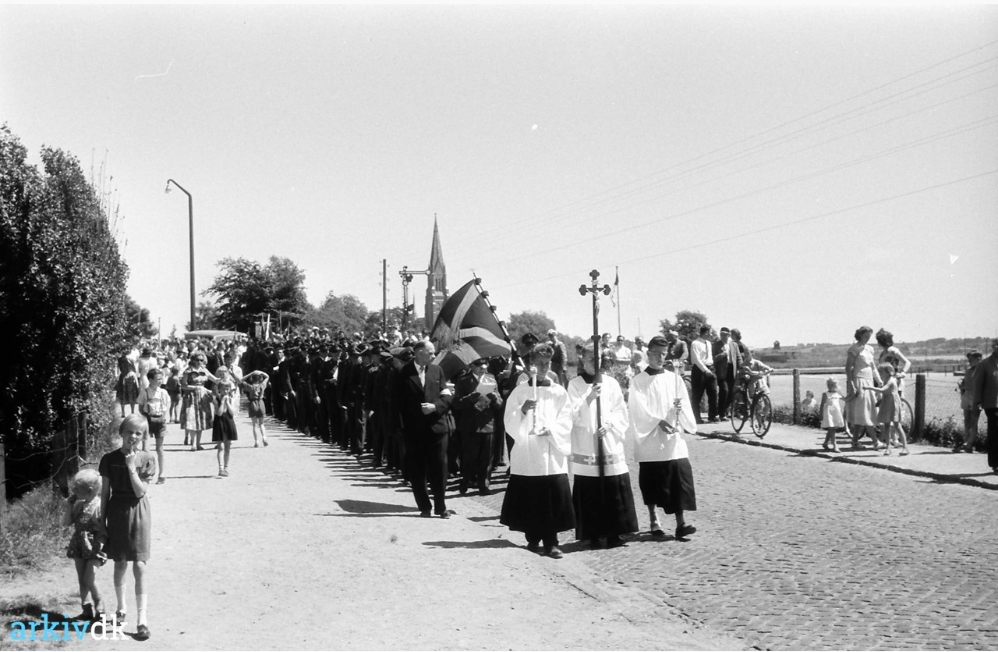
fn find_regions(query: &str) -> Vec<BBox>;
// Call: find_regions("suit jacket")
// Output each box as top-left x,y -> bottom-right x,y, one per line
974,354 -> 998,410
394,361 -> 453,436
712,339 -> 742,377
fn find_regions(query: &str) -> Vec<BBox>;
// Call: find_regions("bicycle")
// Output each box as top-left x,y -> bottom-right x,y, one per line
730,370 -> 773,438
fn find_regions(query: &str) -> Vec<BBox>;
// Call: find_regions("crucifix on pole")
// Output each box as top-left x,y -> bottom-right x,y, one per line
578,269 -> 612,487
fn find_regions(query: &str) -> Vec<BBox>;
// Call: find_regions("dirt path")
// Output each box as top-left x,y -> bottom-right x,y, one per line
4,410 -> 745,650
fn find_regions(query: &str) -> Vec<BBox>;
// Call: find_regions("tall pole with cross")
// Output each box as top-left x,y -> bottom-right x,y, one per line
579,269 -> 612,487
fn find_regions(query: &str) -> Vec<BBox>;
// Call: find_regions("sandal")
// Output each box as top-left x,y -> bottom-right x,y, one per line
899,449 -> 910,456
884,449 -> 892,456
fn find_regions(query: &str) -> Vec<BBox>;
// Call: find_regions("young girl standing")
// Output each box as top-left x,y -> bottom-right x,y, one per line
818,378 -> 846,453
239,369 -> 270,447
865,362 -> 909,456
64,469 -> 107,622
100,414 -> 157,641
212,366 -> 239,477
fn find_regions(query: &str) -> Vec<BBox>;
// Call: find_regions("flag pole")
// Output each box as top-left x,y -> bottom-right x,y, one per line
473,276 -> 521,366
615,266 -> 622,337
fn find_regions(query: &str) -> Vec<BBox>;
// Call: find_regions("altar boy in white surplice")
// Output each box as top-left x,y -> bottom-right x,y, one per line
627,335 -> 699,541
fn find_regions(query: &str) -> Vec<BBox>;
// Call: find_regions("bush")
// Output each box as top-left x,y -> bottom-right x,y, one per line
1,125 -> 130,498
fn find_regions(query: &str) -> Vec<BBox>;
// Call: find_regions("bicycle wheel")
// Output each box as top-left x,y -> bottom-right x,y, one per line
899,398 -> 913,433
751,394 -> 772,438
730,392 -> 749,434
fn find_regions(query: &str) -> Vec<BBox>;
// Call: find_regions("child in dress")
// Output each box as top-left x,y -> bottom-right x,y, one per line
865,362 -> 909,456
212,366 -> 239,477
63,469 -> 107,622
239,370 -> 270,447
818,378 -> 846,453
100,415 -> 157,640
801,390 -> 817,412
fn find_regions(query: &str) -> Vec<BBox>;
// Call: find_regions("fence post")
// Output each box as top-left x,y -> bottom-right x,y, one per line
792,369 -> 801,425
914,373 -> 926,441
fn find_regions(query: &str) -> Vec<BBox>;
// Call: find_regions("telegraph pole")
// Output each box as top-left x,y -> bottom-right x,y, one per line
382,259 -> 388,335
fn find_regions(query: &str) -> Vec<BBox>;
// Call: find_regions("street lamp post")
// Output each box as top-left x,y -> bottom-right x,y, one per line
165,179 -> 196,332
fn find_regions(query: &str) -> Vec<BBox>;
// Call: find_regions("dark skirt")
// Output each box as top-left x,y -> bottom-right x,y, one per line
500,474 -> 575,534
212,412 -> 238,442
117,374 -> 140,405
572,473 -> 639,540
638,459 -> 697,514
106,495 -> 151,562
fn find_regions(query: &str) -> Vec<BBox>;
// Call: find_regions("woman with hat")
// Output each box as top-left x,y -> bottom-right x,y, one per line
180,352 -> 217,451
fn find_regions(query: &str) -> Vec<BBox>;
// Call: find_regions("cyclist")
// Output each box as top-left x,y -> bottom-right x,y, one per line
736,350 -> 772,402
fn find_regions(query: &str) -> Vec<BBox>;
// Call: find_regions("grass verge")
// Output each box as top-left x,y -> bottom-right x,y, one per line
771,406 -> 977,450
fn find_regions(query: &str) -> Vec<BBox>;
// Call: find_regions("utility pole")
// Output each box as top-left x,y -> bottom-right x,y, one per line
382,259 -> 388,335
398,264 -> 430,335
399,266 -> 415,333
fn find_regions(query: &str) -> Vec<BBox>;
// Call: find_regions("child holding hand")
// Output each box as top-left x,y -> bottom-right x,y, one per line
100,415 -> 157,640
865,362 -> 909,456
64,468 -> 107,622
818,378 -> 846,453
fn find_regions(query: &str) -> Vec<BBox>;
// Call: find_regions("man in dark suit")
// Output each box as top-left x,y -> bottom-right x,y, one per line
713,327 -> 742,419
394,340 -> 455,518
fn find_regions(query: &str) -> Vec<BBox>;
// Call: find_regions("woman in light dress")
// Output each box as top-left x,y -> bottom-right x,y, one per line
845,326 -> 880,450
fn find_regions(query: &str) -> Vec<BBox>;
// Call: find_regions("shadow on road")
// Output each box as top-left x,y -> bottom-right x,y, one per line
335,499 -> 420,514
422,539 -> 519,550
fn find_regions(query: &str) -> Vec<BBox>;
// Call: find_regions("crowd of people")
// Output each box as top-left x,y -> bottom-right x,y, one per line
82,325 -> 996,639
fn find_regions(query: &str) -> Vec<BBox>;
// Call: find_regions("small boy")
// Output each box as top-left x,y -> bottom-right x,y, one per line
138,368 -> 170,484
165,366 -> 182,423
737,350 -> 772,401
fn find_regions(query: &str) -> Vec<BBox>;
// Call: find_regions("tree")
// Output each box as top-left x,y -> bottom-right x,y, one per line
506,311 -> 555,346
302,291 -> 369,336
1,125 -> 129,495
204,256 -> 310,333
266,256 -> 309,326
773,340 -> 781,350
124,294 -> 156,341
189,301 -> 220,331
660,310 -> 713,343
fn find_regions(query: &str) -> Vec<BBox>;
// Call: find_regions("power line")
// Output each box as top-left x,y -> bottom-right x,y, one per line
451,40 -> 998,249
489,168 -> 998,291
474,112 -> 998,269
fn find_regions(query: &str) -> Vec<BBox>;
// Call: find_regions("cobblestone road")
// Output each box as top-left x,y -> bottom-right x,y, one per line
471,435 -> 998,650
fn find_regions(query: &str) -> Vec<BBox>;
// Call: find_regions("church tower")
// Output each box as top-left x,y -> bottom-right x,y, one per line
425,216 -> 448,328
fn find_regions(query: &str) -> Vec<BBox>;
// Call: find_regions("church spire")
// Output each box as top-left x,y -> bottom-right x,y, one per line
429,215 -> 444,274
425,215 -> 448,328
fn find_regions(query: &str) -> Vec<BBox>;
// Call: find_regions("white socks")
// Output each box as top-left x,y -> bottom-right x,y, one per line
136,594 -> 148,626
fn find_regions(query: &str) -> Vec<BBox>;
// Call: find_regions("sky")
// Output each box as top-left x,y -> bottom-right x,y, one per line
2,4 -> 996,349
